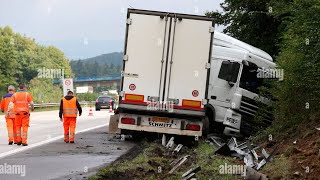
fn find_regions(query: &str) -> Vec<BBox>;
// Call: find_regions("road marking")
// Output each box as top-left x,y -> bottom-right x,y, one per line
0,124 -> 108,159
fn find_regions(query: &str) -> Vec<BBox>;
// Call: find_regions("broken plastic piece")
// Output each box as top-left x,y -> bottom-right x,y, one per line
206,135 -> 225,147
182,166 -> 201,179
227,137 -> 238,151
169,155 -> 190,174
173,144 -> 183,154
162,134 -> 166,146
244,153 -> 255,168
166,137 -> 174,149
214,143 -> 231,156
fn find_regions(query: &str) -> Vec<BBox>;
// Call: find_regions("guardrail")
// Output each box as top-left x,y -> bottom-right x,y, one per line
33,101 -> 95,108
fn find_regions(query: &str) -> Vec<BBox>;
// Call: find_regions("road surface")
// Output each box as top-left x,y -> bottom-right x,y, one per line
0,108 -> 135,179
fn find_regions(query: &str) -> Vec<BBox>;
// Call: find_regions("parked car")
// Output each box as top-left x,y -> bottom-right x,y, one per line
95,96 -> 114,111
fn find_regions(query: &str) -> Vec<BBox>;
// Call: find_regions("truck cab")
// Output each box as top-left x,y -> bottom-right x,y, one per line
207,32 -> 276,137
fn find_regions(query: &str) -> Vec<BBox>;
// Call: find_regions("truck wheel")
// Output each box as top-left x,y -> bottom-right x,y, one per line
202,117 -> 210,137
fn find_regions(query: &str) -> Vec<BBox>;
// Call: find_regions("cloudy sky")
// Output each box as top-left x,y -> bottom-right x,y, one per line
0,0 -> 223,59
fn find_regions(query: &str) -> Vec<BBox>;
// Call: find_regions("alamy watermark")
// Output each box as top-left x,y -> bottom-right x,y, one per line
147,101 -> 174,113
37,67 -> 64,79
0,163 -> 26,177
219,163 -> 246,176
257,67 -> 284,81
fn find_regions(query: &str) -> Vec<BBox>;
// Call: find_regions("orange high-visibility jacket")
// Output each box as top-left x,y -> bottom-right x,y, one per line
0,94 -> 15,118
62,97 -> 78,117
11,91 -> 33,113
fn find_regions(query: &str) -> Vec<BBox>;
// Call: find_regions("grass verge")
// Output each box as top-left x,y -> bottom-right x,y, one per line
90,140 -> 240,180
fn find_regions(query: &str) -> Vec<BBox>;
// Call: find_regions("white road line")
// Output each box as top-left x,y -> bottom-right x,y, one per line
0,124 -> 108,159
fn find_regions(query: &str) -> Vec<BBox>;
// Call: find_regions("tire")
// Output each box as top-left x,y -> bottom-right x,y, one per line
202,117 -> 210,138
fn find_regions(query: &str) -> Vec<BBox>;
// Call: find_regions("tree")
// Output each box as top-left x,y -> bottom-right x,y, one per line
206,0 -> 282,58
0,26 -> 74,101
0,26 -> 19,92
271,0 -> 320,125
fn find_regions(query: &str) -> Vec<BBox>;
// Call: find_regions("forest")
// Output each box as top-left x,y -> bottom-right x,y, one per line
0,26 -> 73,103
70,52 -> 122,78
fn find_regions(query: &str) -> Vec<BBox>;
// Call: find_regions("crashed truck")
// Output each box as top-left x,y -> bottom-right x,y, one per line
113,9 -> 275,138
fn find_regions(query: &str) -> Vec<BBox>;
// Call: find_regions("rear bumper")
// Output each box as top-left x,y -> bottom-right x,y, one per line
118,124 -> 202,136
118,112 -> 203,136
118,103 -> 205,120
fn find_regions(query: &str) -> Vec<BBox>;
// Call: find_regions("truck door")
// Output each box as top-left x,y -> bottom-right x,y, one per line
163,16 -> 214,115
121,10 -> 214,116
121,12 -> 170,105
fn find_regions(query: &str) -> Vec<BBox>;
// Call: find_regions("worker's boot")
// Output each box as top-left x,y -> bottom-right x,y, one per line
8,142 -> 13,145
70,141 -> 74,143
22,143 -> 28,146
17,142 -> 22,146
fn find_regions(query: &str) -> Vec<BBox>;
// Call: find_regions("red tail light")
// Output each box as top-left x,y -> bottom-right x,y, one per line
186,124 -> 200,131
121,118 -> 135,125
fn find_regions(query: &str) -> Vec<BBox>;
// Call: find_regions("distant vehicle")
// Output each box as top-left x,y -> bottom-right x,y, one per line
115,9 -> 275,138
95,96 -> 114,111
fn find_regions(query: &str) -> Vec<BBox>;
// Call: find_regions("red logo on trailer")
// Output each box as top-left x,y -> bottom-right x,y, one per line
129,84 -> 136,91
192,90 -> 199,97
65,79 -> 71,86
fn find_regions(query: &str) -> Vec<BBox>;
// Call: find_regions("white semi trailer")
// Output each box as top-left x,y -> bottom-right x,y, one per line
116,9 -> 275,138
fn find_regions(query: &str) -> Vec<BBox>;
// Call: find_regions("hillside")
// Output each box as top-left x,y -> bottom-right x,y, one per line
73,52 -> 123,65
70,52 -> 122,78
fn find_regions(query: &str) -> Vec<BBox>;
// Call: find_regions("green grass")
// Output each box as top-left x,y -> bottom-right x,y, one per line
90,141 -> 238,180
260,155 -> 291,179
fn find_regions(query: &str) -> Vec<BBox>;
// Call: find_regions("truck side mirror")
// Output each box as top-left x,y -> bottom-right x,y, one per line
218,61 -> 240,87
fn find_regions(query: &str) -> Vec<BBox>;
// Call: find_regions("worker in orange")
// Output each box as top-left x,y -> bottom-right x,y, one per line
0,85 -> 17,145
8,83 -> 34,146
59,91 -> 82,143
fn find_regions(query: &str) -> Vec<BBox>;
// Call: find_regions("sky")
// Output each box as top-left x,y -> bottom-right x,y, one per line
0,0 -> 223,59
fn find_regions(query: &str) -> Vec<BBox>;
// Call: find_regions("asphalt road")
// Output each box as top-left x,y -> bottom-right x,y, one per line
0,108 -> 135,180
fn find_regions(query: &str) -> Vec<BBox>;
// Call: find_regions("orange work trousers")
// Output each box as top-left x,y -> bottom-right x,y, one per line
15,113 -> 30,144
63,117 -> 77,142
6,117 -> 17,143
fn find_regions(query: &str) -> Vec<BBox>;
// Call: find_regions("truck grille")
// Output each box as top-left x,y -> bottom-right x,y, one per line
238,96 -> 274,125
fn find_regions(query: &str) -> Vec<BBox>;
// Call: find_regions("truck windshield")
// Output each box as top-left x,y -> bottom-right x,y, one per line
239,63 -> 263,93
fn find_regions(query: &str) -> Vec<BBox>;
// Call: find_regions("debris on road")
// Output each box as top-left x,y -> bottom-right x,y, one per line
182,166 -> 201,180
206,134 -> 226,147
173,144 -> 183,154
256,147 -> 277,170
166,137 -> 175,149
162,134 -> 167,146
211,136 -> 276,176
169,155 -> 190,174
214,143 -> 232,156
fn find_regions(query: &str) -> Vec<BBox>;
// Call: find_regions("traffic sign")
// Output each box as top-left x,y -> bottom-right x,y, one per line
65,79 -> 71,86
63,78 -> 74,96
